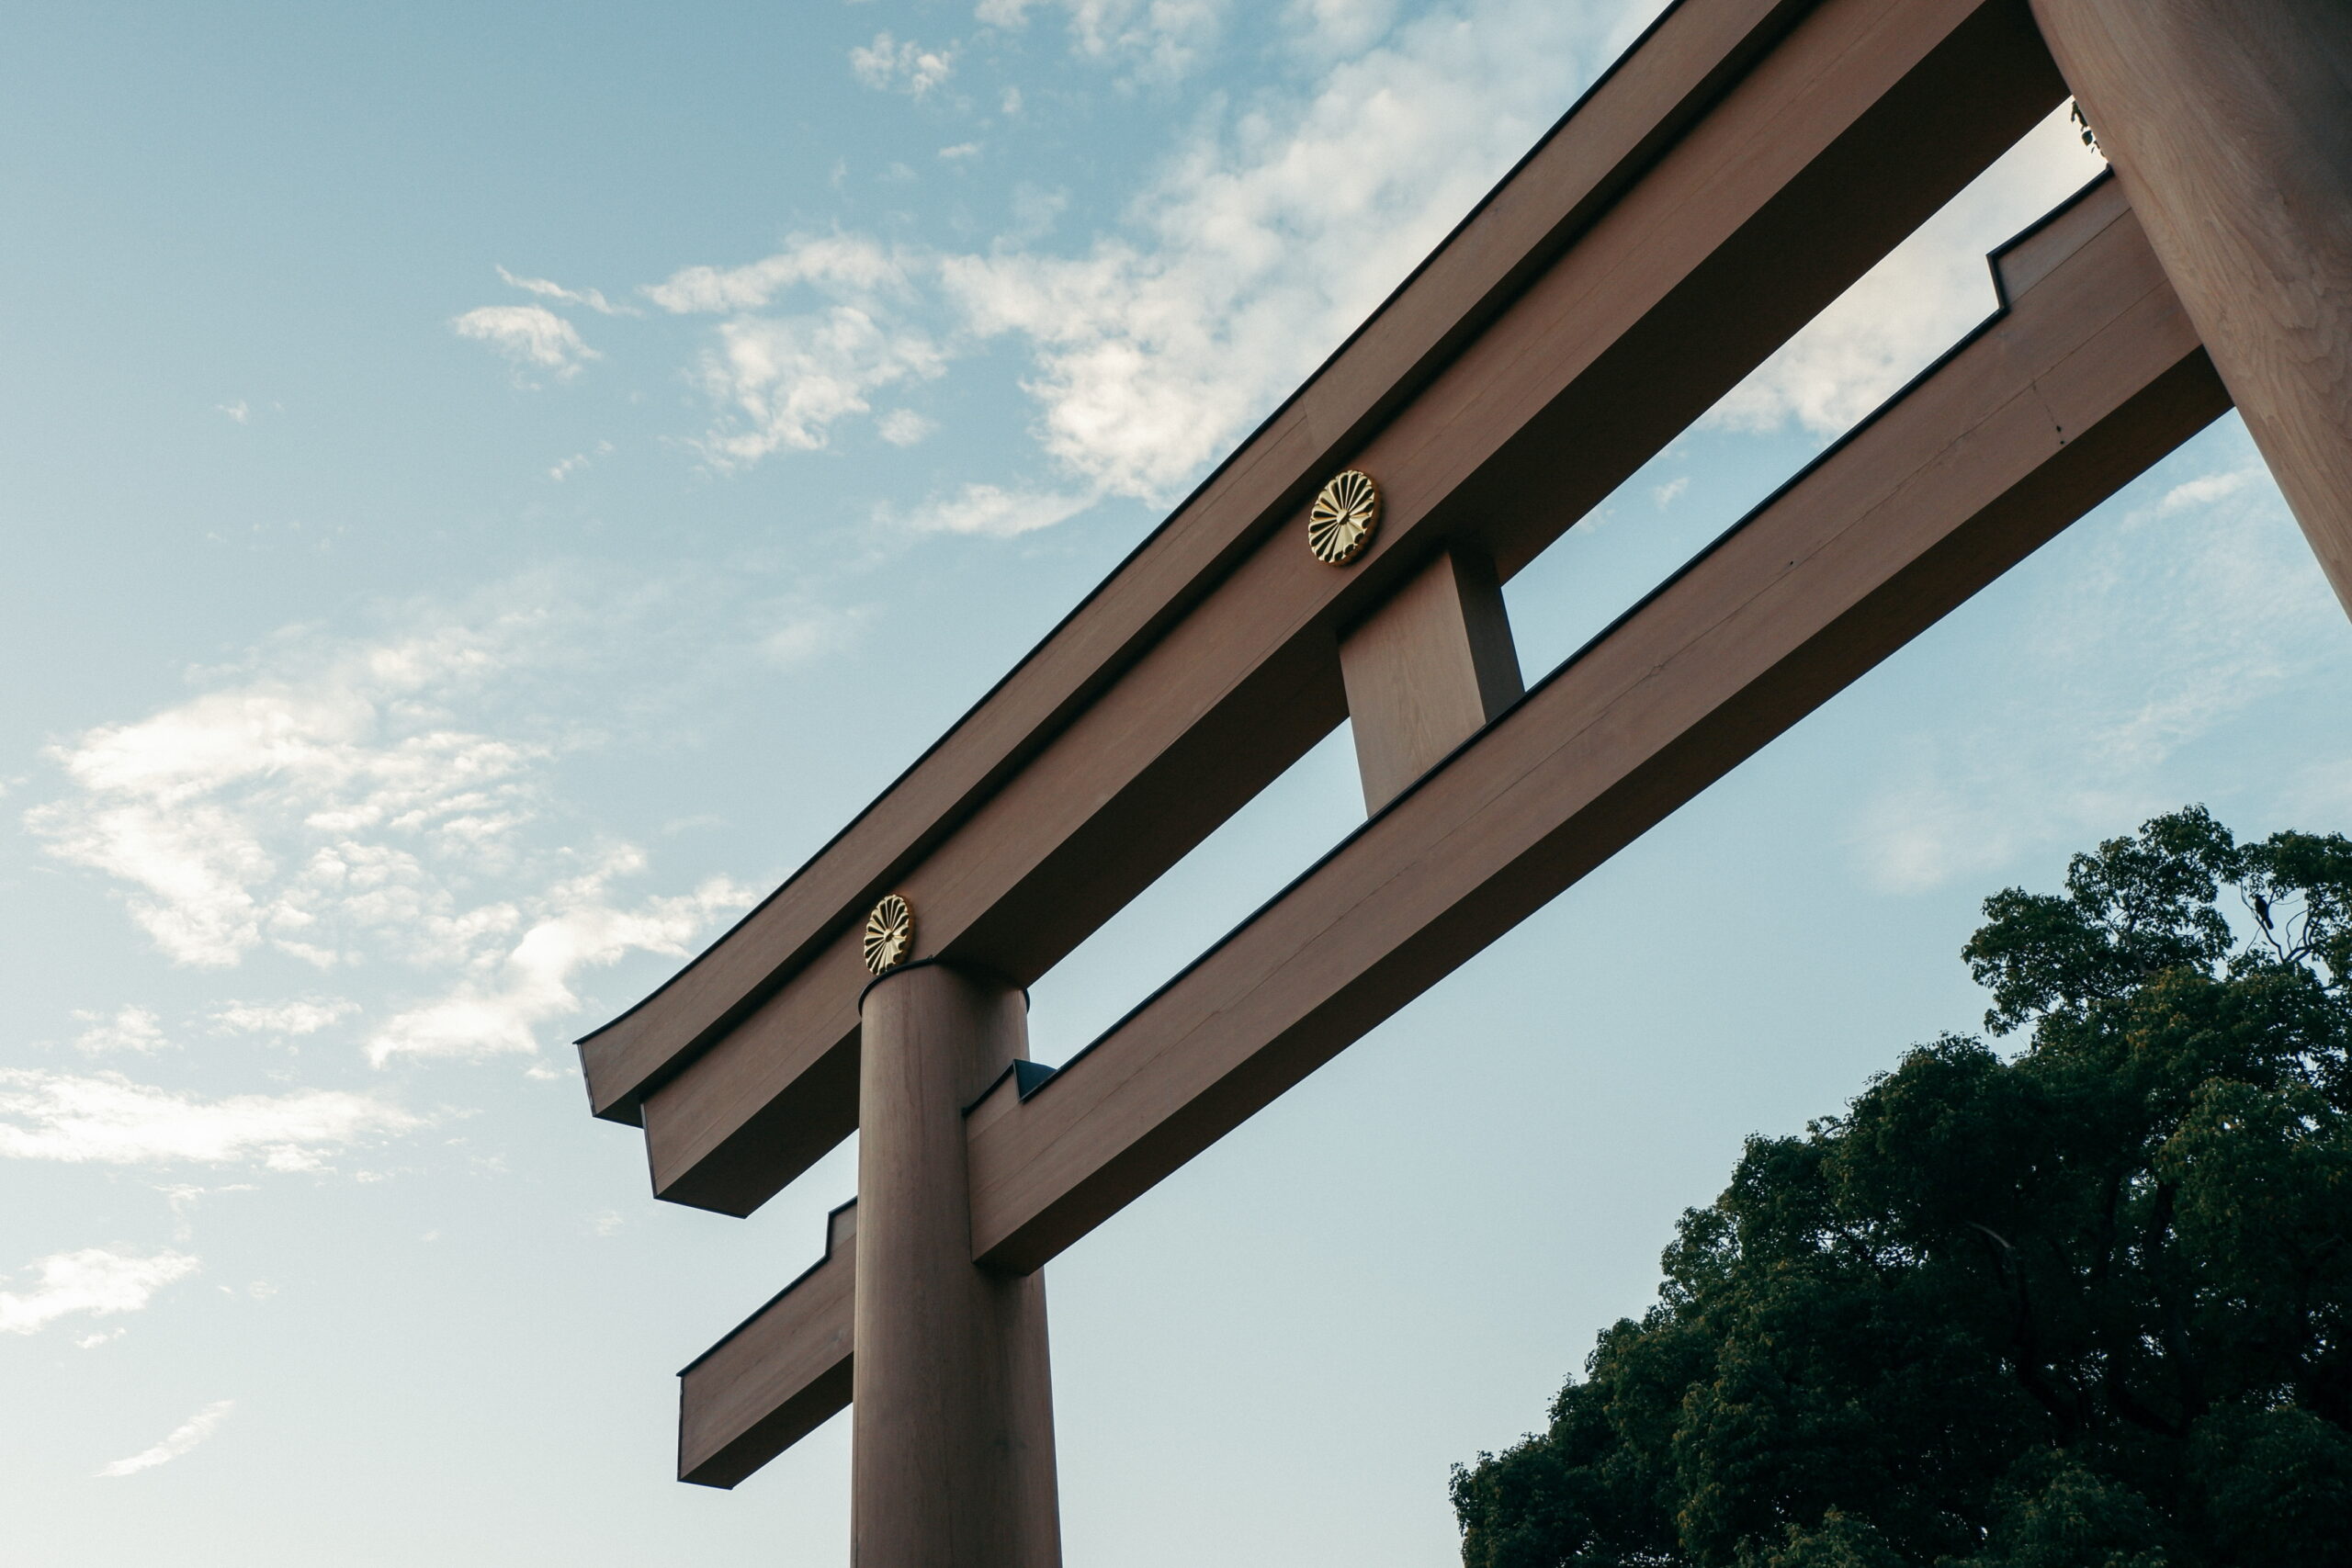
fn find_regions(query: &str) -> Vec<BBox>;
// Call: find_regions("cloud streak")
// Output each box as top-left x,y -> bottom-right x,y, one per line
97,1400 -> 234,1477
451,304 -> 599,379
0,1248 -> 200,1337
0,1072 -> 418,1169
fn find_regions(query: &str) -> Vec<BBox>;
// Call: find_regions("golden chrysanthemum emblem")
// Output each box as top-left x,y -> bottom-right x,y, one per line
1307,469 -> 1381,566
863,894 -> 915,976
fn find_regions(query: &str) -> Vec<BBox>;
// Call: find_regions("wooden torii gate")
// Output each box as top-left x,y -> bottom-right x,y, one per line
578,0 -> 2351,1561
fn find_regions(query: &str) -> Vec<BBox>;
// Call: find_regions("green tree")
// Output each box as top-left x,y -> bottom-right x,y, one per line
1452,807 -> 2352,1567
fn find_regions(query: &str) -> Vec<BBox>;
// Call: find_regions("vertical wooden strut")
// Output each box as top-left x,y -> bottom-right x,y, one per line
854,964 -> 1058,1568
1340,546 -> 1524,813
2029,0 -> 2352,610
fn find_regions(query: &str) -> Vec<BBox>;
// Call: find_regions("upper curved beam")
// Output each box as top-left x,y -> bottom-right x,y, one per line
595,0 -> 2069,1217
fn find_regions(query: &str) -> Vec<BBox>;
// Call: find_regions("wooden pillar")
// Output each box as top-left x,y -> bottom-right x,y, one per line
854,963 -> 1059,1568
2029,0 -> 2352,610
1340,545 -> 1523,812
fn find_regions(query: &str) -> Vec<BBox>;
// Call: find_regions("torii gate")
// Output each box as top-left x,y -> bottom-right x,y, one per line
577,1 -> 2352,1562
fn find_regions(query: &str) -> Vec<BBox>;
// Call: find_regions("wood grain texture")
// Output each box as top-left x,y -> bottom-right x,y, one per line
577,0 -> 1819,1127
1341,547 -> 1522,812
636,0 -> 2069,1217
854,965 -> 1057,1568
2030,0 -> 2352,611
676,1201 -> 856,1488
965,178 -> 2231,1276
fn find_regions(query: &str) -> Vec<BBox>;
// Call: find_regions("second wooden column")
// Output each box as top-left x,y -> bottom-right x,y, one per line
854,962 -> 1060,1568
2030,0 -> 2352,609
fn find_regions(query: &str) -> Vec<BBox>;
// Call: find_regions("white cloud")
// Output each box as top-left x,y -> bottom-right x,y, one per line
216,400 -> 250,423
209,998 -> 356,1037
691,309 -> 946,465
977,0 -> 1226,80
0,1071 -> 418,1169
659,0 -> 1641,507
1708,106 -> 2106,437
851,31 -> 955,96
900,482 -> 1097,537
451,304 -> 599,379
941,0 -> 1623,501
940,141 -> 982,161
0,1248 -> 200,1337
877,409 -> 936,446
2156,466 -> 2258,513
74,1005 -> 170,1055
27,593 -> 753,1074
1652,477 -> 1689,509
1285,0 -> 1398,54
28,614 -> 555,968
495,265 -> 635,316
365,855 -> 748,1064
644,234 -> 915,316
97,1400 -> 233,1478
645,238 -> 946,460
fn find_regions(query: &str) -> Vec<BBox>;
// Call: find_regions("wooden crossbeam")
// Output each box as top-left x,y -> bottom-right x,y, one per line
594,0 -> 2070,1218
580,0 -> 1821,1128
672,176 -> 2228,1480
677,1201 -> 857,1487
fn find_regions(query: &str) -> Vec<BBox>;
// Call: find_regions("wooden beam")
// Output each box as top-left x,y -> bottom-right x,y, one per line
631,0 -> 2069,1217
2027,0 -> 2352,614
579,0 -> 1826,1129
963,177 -> 2230,1277
677,1200 -> 855,1488
1340,547 -> 1523,813
672,176 -> 2224,1483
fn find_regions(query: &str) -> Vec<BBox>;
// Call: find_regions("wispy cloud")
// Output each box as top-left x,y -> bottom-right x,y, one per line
690,308 -> 947,465
28,613 -> 555,969
97,1400 -> 234,1477
0,1072 -> 418,1169
899,482 -> 1097,538
652,0 -> 1645,509
0,1248 -> 200,1336
643,235 -> 915,316
495,265 -> 636,317
74,1005 -> 170,1055
451,304 -> 599,380
850,31 -> 956,96
26,592 -> 753,1072
977,0 -> 1227,81
364,852 -> 747,1065
209,998 -> 357,1038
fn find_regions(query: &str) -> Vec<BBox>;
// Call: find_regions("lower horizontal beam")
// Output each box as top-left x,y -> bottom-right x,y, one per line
677,1201 -> 855,1488
964,175 -> 2226,1276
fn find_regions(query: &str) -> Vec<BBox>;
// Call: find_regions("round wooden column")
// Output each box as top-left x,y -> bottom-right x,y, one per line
2027,0 -> 2352,608
854,962 -> 1059,1568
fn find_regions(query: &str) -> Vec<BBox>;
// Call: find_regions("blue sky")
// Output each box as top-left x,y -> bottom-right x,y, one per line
4,3 -> 2347,1564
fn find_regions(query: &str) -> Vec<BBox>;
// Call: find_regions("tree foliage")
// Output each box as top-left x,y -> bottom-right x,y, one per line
1452,808 -> 2352,1567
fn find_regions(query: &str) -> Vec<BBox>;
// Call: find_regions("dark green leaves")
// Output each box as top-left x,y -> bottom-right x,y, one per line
1455,809 -> 2352,1567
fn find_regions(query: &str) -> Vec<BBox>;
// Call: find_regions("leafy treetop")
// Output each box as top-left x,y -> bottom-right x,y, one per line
1451,807 -> 2352,1567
